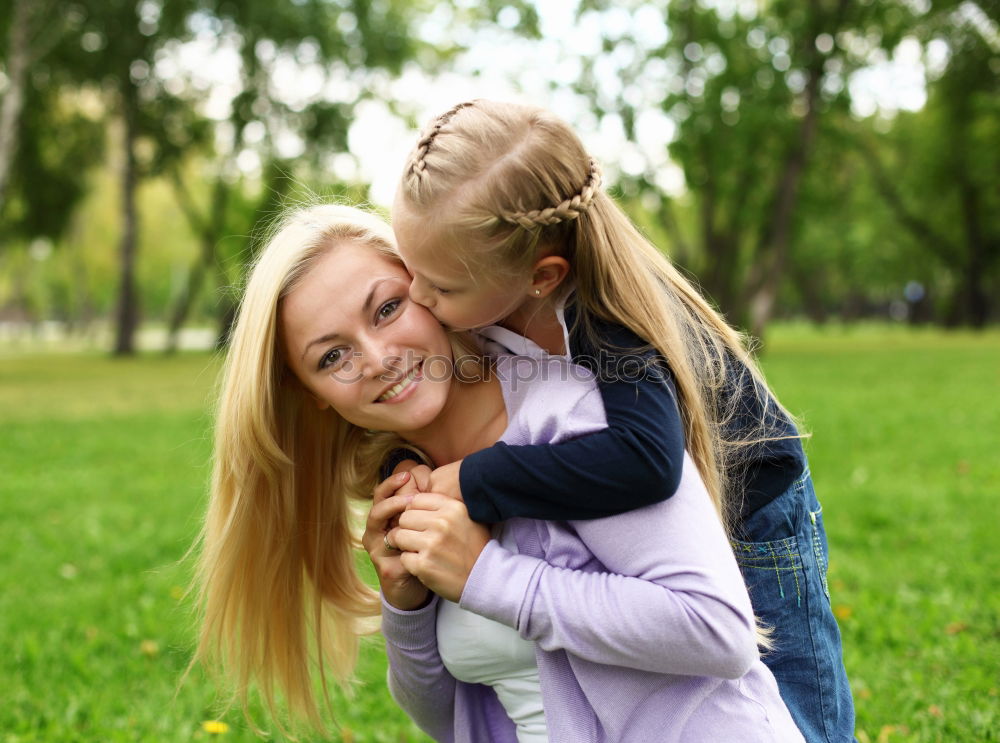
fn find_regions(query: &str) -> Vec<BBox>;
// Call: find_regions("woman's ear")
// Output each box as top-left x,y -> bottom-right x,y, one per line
529,255 -> 571,299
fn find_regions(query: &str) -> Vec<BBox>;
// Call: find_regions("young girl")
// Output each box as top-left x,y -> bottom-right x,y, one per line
388,99 -> 854,743
193,203 -> 804,741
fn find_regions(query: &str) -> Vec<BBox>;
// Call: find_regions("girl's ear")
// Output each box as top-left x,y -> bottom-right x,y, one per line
529,256 -> 571,299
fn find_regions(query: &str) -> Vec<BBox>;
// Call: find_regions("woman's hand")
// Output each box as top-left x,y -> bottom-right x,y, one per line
388,493 -> 490,603
363,471 -> 429,611
386,461 -> 431,530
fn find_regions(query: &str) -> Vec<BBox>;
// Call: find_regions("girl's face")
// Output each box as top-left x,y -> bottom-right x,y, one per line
392,198 -> 531,331
281,241 -> 455,434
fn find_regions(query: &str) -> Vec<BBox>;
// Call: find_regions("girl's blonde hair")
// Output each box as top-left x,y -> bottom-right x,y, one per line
398,99 -> 799,529
190,203 -> 416,731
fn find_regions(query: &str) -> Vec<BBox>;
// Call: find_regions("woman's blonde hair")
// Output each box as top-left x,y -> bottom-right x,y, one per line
190,203 -> 418,731
398,99 -> 800,529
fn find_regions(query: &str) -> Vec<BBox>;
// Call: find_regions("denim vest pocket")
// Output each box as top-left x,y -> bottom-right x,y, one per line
808,505 -> 831,600
730,535 -> 806,608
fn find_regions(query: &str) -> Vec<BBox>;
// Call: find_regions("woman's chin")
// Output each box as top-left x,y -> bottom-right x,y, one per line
373,394 -> 449,437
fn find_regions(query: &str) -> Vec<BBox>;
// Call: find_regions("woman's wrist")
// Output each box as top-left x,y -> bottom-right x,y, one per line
383,588 -> 434,613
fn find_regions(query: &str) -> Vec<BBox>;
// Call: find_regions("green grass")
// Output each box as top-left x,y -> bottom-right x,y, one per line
763,326 -> 1000,743
2,327 -> 998,742
0,351 -> 426,743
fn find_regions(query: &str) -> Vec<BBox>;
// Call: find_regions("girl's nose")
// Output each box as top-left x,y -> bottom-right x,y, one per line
408,276 -> 435,308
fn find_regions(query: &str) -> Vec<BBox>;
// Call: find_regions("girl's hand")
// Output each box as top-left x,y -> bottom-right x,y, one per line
391,460 -> 433,492
427,460 -> 464,502
389,492 -> 490,603
363,472 -> 429,611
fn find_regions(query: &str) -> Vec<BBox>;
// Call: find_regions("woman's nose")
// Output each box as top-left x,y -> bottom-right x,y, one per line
359,337 -> 405,380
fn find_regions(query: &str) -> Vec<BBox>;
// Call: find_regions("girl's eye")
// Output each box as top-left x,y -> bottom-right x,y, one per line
377,298 -> 402,320
430,283 -> 451,295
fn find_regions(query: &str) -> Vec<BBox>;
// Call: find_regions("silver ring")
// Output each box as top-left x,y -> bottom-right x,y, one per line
383,532 -> 399,552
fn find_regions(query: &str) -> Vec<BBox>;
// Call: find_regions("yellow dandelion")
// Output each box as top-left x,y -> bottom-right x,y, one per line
139,639 -> 160,657
170,585 -> 185,601
833,605 -> 853,620
201,720 -> 230,734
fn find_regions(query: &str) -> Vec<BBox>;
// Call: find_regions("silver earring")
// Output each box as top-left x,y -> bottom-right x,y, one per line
534,289 -> 541,296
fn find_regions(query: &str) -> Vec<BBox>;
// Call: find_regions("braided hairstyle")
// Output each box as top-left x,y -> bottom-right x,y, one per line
397,99 -> 605,282
394,100 -> 800,531
404,100 -> 478,188
502,158 -> 602,229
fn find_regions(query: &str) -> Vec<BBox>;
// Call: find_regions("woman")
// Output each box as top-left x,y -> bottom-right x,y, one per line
192,203 -> 803,742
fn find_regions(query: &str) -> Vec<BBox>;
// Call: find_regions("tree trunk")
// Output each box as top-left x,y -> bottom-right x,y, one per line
791,260 -> 829,324
745,61 -> 823,340
743,0 -> 852,338
695,167 -> 742,315
0,0 -> 32,209
958,176 -> 990,328
215,297 -> 238,350
164,257 -> 207,353
113,83 -> 140,356
164,171 -> 230,353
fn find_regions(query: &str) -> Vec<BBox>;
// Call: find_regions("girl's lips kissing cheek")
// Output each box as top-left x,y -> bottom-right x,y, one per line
375,362 -> 423,404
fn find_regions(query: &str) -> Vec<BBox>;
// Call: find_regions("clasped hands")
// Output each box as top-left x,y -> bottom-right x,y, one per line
363,460 -> 491,611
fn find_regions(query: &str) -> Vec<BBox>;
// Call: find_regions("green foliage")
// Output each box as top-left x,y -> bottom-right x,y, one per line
2,0 -> 997,336
3,84 -> 105,243
2,328 -> 998,741
854,9 -> 1000,326
570,0 -> 999,329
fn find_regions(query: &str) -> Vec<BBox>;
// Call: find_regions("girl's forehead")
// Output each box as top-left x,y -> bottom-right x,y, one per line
396,222 -> 476,279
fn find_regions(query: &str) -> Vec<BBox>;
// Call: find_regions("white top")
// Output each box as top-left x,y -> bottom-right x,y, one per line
437,525 -> 548,743
474,284 -> 574,362
435,322 -> 587,743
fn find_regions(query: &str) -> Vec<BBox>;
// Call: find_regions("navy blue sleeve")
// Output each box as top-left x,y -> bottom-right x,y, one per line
459,312 -> 685,523
380,448 -> 421,482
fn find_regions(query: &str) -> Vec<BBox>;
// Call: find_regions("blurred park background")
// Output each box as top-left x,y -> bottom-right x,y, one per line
1,0 -> 998,741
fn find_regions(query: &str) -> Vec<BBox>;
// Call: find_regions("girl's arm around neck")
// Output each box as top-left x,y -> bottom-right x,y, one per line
459,458 -> 758,679
460,315 -> 684,522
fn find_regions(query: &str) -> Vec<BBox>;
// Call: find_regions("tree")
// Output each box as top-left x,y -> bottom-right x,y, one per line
856,1 -> 1000,326
0,0 -> 84,226
156,0 -> 436,350
570,0 -> 923,336
33,0 -> 202,354
0,1 -> 105,329
0,0 -> 33,211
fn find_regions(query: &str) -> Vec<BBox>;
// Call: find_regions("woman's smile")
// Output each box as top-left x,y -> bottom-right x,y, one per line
376,362 -> 423,403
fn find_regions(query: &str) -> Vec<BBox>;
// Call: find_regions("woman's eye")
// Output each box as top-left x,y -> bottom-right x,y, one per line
319,348 -> 344,370
377,299 -> 402,320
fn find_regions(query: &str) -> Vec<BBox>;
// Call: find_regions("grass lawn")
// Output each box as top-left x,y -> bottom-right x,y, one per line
1,326 -> 997,742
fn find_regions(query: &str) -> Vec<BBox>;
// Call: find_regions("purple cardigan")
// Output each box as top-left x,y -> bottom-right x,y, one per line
381,357 -> 804,743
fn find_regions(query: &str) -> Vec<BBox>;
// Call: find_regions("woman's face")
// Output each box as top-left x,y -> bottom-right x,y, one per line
281,241 -> 455,434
